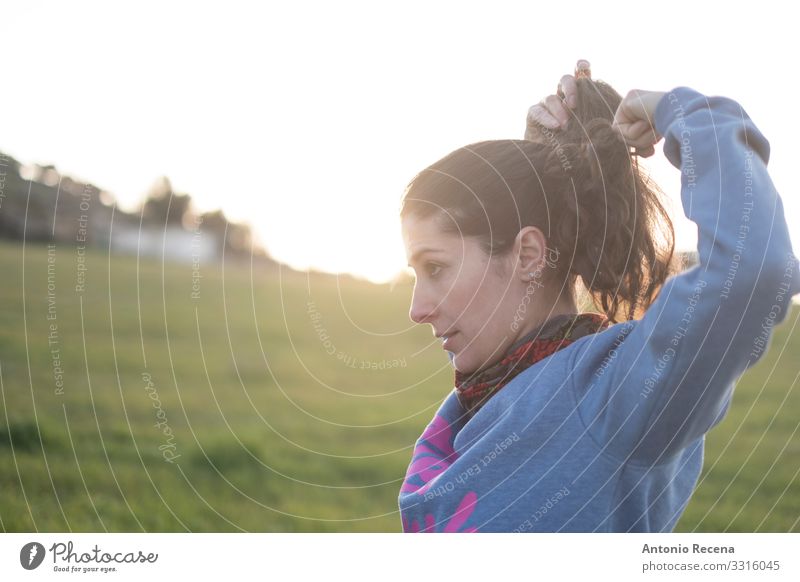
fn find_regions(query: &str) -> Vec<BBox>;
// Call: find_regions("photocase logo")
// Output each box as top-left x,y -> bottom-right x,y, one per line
20,542 -> 46,570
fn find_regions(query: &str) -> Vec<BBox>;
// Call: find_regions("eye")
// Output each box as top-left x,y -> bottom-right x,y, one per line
425,263 -> 442,278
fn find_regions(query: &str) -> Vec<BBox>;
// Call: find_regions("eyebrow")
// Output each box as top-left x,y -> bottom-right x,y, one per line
407,247 -> 443,267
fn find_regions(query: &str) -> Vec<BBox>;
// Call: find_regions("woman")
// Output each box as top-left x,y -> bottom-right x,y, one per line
397,61 -> 800,532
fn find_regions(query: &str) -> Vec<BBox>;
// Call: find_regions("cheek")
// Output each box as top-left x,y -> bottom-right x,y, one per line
455,275 -> 507,332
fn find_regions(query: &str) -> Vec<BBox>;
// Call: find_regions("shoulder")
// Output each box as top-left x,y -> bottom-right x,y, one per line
567,320 -> 638,369
561,319 -> 640,399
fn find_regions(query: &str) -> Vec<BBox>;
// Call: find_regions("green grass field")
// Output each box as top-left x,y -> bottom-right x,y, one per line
1,240 -> 798,532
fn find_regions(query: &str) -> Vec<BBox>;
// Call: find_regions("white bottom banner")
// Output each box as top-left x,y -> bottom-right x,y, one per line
1,533 -> 797,580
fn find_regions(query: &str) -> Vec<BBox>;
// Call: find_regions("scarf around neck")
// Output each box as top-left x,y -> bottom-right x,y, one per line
454,312 -> 610,419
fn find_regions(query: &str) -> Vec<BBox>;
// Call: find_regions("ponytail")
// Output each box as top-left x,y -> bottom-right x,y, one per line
547,78 -> 675,322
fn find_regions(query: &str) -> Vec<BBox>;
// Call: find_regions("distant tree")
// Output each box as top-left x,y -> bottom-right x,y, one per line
140,176 -> 192,226
198,209 -> 228,238
198,209 -> 253,254
226,221 -> 253,254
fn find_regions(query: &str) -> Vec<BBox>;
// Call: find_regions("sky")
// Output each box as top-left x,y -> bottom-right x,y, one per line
1,0 -> 797,284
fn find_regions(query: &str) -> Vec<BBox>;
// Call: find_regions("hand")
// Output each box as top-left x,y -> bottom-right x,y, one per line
525,60 -> 589,137
611,90 -> 666,158
525,73 -> 578,139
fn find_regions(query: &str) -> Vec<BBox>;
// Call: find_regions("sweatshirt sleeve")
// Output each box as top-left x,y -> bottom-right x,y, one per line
572,86 -> 800,463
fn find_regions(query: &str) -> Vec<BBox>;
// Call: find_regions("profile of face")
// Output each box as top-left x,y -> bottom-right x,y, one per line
402,213 -> 554,375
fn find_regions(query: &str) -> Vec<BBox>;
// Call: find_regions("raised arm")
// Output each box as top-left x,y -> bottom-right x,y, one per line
571,86 -> 800,462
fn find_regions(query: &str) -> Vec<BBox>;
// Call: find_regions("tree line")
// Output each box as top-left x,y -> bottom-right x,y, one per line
0,150 -> 272,261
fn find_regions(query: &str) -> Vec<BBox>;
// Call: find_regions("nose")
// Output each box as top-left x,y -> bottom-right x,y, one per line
409,283 -> 435,325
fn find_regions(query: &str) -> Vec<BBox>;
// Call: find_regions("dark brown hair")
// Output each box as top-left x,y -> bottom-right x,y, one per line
400,77 -> 675,324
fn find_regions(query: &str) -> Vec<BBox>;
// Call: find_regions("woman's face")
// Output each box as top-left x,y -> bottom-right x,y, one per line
402,213 -> 529,375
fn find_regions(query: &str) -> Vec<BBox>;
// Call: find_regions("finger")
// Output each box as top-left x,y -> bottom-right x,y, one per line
611,120 -> 649,147
635,145 -> 656,158
613,115 -> 652,141
557,75 -> 577,108
527,104 -> 561,130
625,119 -> 656,141
627,122 -> 662,147
612,126 -> 648,148
612,103 -> 638,130
543,94 -> 570,127
618,132 -> 659,150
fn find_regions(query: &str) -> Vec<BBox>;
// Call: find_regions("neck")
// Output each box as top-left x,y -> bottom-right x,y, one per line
512,290 -> 579,345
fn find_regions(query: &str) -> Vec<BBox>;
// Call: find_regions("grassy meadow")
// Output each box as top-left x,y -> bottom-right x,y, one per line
1,240 -> 798,532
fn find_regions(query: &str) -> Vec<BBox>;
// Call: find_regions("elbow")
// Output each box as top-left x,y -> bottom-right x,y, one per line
757,252 -> 800,302
718,225 -> 800,295
739,253 -> 799,328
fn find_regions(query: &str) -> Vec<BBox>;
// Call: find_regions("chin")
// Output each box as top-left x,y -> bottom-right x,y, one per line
451,353 -> 478,375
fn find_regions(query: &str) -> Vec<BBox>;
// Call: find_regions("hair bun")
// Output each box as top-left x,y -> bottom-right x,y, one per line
580,118 -> 627,162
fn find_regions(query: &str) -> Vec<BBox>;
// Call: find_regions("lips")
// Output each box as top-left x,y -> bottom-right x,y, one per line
441,331 -> 458,350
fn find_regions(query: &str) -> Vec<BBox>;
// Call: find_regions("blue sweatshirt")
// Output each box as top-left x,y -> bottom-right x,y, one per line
398,87 -> 800,532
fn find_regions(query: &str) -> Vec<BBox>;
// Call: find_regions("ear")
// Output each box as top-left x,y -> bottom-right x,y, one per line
514,226 -> 548,281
